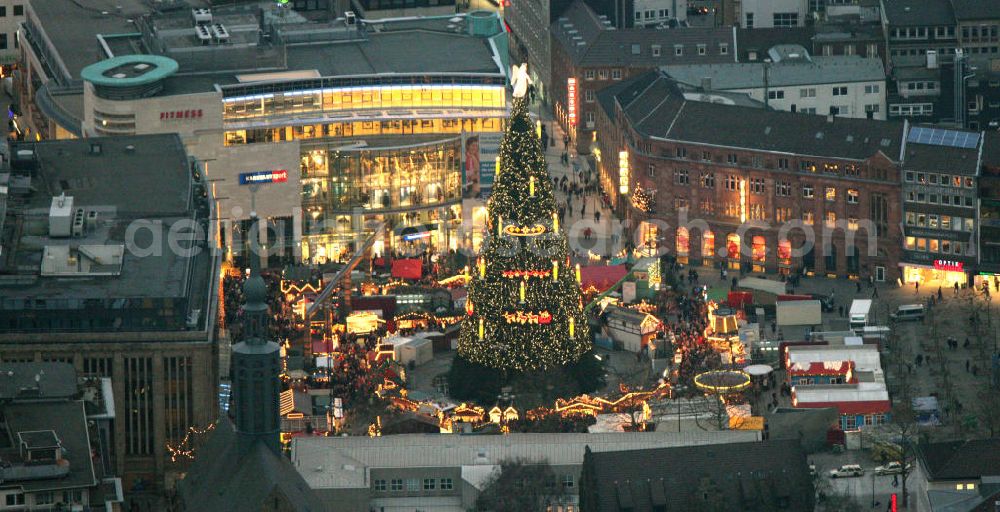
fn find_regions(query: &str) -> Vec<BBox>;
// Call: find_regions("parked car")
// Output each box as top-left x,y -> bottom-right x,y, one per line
874,462 -> 911,475
829,464 -> 865,478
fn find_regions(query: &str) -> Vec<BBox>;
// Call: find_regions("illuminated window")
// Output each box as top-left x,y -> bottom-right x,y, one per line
677,227 -> 690,255
803,185 -> 814,198
905,236 -> 915,250
848,217 -> 859,231
726,234 -> 740,260
703,231 -> 715,257
826,211 -> 836,228
803,212 -> 814,225
847,189 -> 859,204
825,187 -> 836,201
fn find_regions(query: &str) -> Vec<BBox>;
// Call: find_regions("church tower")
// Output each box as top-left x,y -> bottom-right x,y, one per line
231,213 -> 282,454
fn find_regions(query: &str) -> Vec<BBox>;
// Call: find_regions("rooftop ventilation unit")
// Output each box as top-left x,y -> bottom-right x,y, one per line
133,63 -> 150,71
196,24 -> 212,44
210,23 -> 230,43
345,11 -> 357,25
192,8 -> 212,24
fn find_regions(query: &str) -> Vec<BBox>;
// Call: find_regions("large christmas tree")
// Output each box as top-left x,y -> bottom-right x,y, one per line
457,95 -> 591,372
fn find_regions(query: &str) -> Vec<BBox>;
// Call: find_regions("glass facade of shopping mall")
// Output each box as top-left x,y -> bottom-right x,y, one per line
219,76 -> 508,263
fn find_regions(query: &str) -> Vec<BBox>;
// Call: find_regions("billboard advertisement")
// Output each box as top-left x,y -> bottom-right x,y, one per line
463,132 -> 503,199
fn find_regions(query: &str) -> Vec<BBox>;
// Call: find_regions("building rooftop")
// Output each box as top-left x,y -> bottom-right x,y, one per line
920,439 -> 1000,480
0,363 -> 78,400
882,0 -> 955,27
903,126 -> 983,175
949,0 -> 1000,21
179,416 -> 324,512
663,53 -> 885,90
735,27 -> 814,62
293,431 -> 760,490
0,135 -> 216,333
584,440 -> 814,512
2,401 -> 98,492
600,70 -> 905,162
552,0 -> 735,67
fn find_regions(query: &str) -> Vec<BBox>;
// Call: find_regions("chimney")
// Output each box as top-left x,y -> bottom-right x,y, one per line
701,77 -> 712,91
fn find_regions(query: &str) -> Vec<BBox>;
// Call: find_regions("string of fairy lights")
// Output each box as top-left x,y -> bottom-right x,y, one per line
456,96 -> 591,372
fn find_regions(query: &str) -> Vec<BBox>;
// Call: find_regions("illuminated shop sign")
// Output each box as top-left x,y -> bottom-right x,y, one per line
567,78 -> 578,126
933,259 -> 964,272
238,169 -> 288,185
160,109 -> 204,120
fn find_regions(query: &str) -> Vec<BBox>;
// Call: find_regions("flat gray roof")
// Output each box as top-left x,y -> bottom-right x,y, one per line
0,135 -> 214,307
28,0 -> 153,80
0,362 -> 78,400
3,401 -> 97,492
664,55 -> 885,90
293,431 -> 760,489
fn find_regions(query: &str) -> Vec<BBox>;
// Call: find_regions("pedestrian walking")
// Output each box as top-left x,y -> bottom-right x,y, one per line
838,305 -> 844,317
915,280 -> 920,294
594,211 -> 600,222
856,281 -> 862,293
966,359 -> 971,372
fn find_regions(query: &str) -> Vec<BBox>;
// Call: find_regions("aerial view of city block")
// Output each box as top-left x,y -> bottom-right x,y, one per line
1,0 -> 999,510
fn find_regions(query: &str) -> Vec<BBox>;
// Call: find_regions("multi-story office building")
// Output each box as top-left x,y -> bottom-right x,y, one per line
550,0 -> 735,154
292,431 -> 760,511
20,3 -> 509,264
665,45 -> 887,120
0,135 -> 219,491
0,0 -> 24,69
0,362 -> 122,510
506,0 -> 572,104
595,70 -> 905,280
899,125 -> 982,287
739,0 -> 808,28
977,131 -> 1000,288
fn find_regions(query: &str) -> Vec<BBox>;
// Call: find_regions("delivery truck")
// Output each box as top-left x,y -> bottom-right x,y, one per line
776,299 -> 822,326
849,299 -> 873,330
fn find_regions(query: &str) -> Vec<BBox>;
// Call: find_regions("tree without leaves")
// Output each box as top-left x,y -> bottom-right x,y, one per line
475,458 -> 570,512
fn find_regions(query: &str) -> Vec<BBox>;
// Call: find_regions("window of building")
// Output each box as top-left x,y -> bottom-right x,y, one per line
652,45 -> 661,57
750,177 -> 765,194
823,44 -> 833,56
700,172 -> 715,188
695,44 -> 706,56
800,88 -> 816,98
825,187 -> 836,201
865,84 -> 880,94
905,171 -> 914,182
0,34 -> 8,50
585,111 -> 594,125
674,169 -> 688,184
702,151 -> 711,161
675,45 -> 684,56
825,211 -> 837,228
847,189 -> 859,204
374,480 -> 387,491
724,175 -> 739,190
584,70 -> 595,80
803,211 -> 814,225
800,160 -> 816,172
929,193 -> 938,204
867,43 -> 879,58
803,184 -> 814,198
423,479 -> 436,490
773,12 -> 799,27
776,207 -> 792,222
598,69 -> 608,80
905,236 -> 915,250
441,478 -> 454,490
34,492 -> 55,505
745,12 -> 754,28
751,155 -> 763,168
845,44 -> 856,56
676,146 -> 687,158
659,9 -> 669,18
848,217 -> 859,230
0,7 -> 7,16
727,153 -> 738,164
768,90 -> 785,100
611,69 -> 622,80
407,479 -> 420,491
776,181 -> 792,196
778,158 -> 789,169
13,5 -> 22,16
720,43 -> 729,55
391,479 -> 404,491
928,214 -> 939,228
584,89 -> 595,103
832,86 -> 848,96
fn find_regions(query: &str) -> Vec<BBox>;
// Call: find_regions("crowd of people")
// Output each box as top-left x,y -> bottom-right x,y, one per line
657,279 -> 724,394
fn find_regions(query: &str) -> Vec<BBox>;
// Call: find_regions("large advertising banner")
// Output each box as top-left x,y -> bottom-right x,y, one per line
463,132 -> 503,199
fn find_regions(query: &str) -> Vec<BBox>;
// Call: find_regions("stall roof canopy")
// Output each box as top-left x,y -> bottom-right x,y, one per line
580,265 -> 629,292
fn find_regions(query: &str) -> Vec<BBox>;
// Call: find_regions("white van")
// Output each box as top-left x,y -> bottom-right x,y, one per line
890,304 -> 925,322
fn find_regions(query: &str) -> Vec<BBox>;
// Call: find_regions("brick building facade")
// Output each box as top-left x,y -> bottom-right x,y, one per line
595,71 -> 905,281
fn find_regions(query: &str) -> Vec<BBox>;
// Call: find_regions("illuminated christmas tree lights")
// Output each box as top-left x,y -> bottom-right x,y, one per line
457,96 -> 591,372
